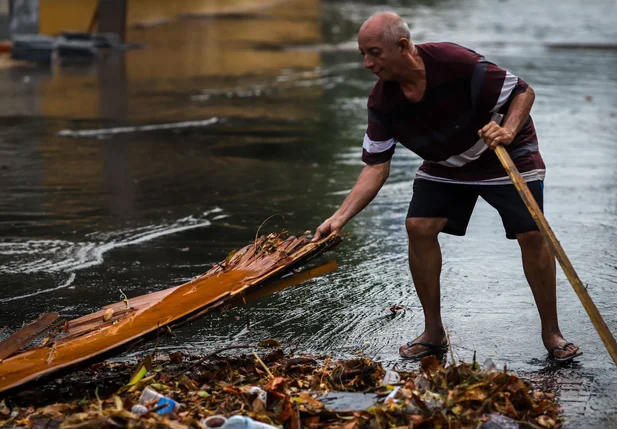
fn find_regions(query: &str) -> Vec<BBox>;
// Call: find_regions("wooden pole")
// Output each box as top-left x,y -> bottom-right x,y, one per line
494,145 -> 617,365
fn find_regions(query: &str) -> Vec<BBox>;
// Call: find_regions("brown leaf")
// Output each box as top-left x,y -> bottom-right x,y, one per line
286,357 -> 318,366
276,398 -> 294,423
505,376 -> 527,394
60,417 -> 108,429
411,393 -> 429,411
252,397 -> 266,413
409,414 -> 425,425
460,387 -> 487,402
266,376 -> 287,392
420,355 -> 441,373
341,418 -> 359,429
297,392 -> 323,409
503,396 -> 520,419
258,339 -> 281,348
36,403 -> 80,418
169,352 -> 183,364
177,375 -> 199,391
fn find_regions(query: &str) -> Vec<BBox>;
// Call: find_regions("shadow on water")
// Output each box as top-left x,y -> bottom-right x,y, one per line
1,0 -> 617,426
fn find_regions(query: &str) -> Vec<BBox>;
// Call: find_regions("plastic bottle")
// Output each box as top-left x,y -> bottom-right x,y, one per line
139,386 -> 180,414
224,415 -> 279,429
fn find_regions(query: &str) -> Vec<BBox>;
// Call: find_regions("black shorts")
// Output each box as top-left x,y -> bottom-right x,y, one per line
407,179 -> 544,240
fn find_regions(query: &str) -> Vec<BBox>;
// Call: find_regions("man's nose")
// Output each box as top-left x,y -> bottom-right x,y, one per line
364,55 -> 374,69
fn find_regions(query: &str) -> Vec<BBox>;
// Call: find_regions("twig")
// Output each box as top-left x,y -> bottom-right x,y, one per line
446,330 -> 455,365
95,384 -> 103,413
368,345 -> 386,361
319,353 -> 332,387
253,351 -> 274,379
294,403 -> 302,429
172,345 -> 250,377
150,402 -> 171,414
119,289 -> 129,308
254,213 -> 285,248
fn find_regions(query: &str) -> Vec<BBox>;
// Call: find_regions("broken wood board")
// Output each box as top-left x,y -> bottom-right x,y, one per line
0,232 -> 342,393
0,313 -> 59,362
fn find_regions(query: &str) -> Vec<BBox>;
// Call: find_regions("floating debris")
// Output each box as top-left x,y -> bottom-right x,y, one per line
0,347 -> 561,428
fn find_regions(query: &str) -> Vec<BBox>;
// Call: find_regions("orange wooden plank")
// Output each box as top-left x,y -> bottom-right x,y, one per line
0,313 -> 59,361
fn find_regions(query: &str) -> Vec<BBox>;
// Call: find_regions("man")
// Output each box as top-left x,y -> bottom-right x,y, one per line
312,11 -> 581,362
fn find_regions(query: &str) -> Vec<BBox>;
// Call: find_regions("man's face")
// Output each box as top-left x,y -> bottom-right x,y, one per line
358,29 -> 399,81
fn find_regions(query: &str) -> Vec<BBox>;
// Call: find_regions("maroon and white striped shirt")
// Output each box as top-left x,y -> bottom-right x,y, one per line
362,42 -> 545,184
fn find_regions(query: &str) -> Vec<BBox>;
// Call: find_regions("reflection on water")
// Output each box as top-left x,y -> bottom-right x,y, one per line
1,0 -> 616,426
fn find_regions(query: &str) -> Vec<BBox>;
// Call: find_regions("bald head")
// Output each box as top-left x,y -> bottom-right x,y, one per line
359,12 -> 411,46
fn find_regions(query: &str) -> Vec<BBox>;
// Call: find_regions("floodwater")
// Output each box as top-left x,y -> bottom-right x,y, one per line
1,0 -> 616,426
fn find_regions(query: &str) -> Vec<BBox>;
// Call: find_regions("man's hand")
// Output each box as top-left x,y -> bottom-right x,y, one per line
312,217 -> 345,242
478,121 -> 515,149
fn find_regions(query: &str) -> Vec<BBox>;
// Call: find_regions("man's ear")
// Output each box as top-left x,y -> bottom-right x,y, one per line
398,38 -> 411,54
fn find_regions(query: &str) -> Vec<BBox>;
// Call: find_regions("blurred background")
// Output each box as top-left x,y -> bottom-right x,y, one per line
0,0 -> 616,426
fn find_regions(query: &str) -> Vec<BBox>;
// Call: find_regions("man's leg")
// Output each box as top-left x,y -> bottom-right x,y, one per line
517,231 -> 580,359
480,181 -> 580,360
400,180 -> 477,358
399,217 -> 448,356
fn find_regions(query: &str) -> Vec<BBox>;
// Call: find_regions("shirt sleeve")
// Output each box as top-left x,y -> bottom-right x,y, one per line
473,60 -> 529,114
361,106 -> 397,165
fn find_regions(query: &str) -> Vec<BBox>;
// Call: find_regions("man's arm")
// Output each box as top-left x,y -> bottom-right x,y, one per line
312,160 -> 391,241
478,86 -> 535,148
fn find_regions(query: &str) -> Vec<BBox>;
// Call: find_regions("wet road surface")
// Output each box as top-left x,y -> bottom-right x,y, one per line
1,0 -> 616,426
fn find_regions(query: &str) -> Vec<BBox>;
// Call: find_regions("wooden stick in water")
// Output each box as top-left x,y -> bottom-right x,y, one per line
494,145 -> 617,366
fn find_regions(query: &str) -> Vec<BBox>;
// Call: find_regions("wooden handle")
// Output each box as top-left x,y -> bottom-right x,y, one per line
494,145 -> 617,365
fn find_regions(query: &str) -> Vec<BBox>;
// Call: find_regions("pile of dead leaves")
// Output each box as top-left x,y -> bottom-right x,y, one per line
0,345 -> 560,429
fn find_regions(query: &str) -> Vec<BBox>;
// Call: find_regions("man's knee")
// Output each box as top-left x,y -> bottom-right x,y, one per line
516,231 -> 546,249
406,217 -> 445,241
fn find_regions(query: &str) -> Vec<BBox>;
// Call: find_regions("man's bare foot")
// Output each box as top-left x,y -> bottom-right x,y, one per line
544,333 -> 582,362
399,330 -> 447,359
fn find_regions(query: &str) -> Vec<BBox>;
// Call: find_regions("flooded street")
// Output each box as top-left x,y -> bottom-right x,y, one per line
1,0 -> 616,426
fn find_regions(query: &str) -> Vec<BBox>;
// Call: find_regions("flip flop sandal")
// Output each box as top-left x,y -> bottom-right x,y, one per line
399,341 -> 449,360
549,342 -> 583,363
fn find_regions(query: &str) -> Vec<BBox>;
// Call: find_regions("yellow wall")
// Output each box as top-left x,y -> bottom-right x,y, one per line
40,0 -> 98,34
39,0 -> 317,35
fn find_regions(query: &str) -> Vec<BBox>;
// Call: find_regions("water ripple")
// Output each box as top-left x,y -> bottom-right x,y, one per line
57,117 -> 219,138
0,208 -> 223,277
